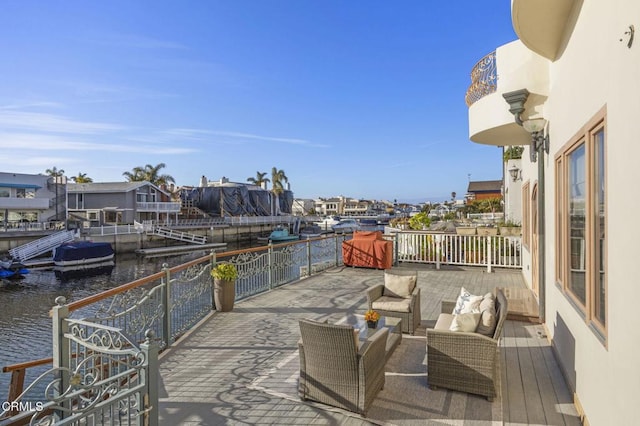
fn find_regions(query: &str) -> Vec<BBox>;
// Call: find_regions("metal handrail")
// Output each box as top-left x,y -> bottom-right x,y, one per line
465,50 -> 497,107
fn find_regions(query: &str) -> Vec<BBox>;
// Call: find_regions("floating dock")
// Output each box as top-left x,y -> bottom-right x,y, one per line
135,243 -> 227,256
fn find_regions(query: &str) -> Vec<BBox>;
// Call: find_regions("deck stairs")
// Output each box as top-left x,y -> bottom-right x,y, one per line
9,230 -> 76,261
149,226 -> 206,245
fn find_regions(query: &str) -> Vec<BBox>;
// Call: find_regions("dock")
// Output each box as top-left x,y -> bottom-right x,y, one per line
135,242 -> 227,256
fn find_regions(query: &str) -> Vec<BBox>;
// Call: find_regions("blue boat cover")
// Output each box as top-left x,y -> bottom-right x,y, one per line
53,242 -> 114,262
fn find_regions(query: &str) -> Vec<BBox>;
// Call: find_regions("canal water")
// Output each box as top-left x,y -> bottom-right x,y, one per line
0,244 -> 248,403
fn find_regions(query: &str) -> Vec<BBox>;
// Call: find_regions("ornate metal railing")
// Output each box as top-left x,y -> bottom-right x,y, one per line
0,313 -> 158,426
465,50 -> 497,107
0,234 -> 348,424
1,230 -> 523,423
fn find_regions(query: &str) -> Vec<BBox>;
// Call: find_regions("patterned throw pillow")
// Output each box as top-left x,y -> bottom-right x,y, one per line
452,287 -> 483,314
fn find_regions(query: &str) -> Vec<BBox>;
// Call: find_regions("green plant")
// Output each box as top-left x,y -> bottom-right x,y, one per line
408,212 -> 431,230
211,263 -> 238,281
503,146 -> 524,161
498,219 -> 521,227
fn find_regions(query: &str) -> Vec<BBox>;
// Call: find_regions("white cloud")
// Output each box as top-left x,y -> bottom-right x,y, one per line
0,132 -> 197,154
0,111 -> 123,134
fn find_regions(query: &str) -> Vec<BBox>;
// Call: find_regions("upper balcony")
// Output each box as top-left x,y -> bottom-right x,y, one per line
466,40 -> 550,147
512,0 -> 581,61
136,201 -> 182,213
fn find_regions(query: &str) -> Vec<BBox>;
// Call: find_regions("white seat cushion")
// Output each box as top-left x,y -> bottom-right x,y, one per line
372,296 -> 412,313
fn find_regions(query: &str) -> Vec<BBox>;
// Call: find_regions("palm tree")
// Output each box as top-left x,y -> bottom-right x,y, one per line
71,172 -> 93,183
45,167 -> 65,221
271,167 -> 288,215
45,166 -> 65,178
123,163 -> 175,186
247,171 -> 270,188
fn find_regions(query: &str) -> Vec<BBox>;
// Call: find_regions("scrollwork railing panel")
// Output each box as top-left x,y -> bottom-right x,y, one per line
465,50 -> 497,107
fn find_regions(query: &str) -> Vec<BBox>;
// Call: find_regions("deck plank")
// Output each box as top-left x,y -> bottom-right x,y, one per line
157,264 -> 581,425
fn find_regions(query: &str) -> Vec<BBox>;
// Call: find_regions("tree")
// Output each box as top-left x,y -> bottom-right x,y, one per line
503,146 -> 524,161
45,166 -> 65,178
270,167 -> 288,215
247,171 -> 270,188
123,163 -> 175,186
45,167 -> 65,221
70,172 -> 93,183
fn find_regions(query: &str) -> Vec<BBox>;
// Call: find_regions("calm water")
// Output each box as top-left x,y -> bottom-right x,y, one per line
0,244 -> 250,403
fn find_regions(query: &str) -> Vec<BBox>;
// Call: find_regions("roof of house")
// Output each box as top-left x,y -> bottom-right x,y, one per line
467,180 -> 502,193
68,181 -> 170,195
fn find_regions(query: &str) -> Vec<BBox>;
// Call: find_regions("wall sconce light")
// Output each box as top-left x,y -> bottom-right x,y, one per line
508,165 -> 521,182
522,118 -> 549,162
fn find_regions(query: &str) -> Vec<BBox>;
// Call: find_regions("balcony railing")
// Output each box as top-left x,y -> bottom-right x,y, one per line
465,50 -> 497,107
1,231 -> 522,424
136,201 -> 182,212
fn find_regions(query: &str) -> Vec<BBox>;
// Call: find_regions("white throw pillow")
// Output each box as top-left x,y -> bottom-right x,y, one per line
452,287 -> 483,314
383,272 -> 417,298
449,312 -> 482,332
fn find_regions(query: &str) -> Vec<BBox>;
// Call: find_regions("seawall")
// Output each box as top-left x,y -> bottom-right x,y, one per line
0,223 -> 279,255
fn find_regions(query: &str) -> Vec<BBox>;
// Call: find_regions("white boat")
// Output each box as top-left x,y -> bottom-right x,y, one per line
332,218 -> 361,234
315,215 -> 341,231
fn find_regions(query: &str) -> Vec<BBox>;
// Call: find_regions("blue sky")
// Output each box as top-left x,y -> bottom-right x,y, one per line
0,1 -> 516,203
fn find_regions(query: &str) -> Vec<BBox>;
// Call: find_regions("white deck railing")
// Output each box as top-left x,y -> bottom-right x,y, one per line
393,231 -> 522,272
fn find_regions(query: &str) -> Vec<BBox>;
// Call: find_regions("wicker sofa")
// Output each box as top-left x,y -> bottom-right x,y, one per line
298,318 -> 387,415
426,289 -> 508,401
366,270 -> 421,335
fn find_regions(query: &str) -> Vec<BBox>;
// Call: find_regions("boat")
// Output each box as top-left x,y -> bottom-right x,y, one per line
53,241 -> 115,266
332,218 -> 361,234
0,257 -> 29,278
314,215 -> 341,231
54,260 -> 115,282
298,224 -> 323,239
267,226 -> 299,243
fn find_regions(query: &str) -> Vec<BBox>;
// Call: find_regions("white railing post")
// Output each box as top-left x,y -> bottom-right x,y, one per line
52,296 -> 71,420
486,236 -> 493,273
435,234 -> 442,270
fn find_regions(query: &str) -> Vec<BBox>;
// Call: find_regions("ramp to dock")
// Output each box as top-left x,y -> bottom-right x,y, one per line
150,226 -> 206,245
9,230 -> 76,261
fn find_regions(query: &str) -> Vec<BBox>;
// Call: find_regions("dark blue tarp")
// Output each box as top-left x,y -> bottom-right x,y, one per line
180,186 -> 293,216
53,242 -> 114,262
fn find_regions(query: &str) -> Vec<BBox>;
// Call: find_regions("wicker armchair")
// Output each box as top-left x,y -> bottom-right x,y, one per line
366,270 -> 421,334
298,319 -> 387,415
426,289 -> 508,401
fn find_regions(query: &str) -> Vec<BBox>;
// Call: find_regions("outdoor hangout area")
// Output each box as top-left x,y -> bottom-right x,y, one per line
157,264 -> 582,425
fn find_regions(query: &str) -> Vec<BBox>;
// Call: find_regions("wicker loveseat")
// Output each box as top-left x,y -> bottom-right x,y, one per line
426,289 -> 508,401
298,318 -> 387,415
366,270 -> 421,335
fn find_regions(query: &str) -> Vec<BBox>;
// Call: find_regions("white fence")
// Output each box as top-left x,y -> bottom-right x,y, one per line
393,231 -> 522,272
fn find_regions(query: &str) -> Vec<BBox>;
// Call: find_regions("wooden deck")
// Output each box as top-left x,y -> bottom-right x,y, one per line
157,264 -> 581,425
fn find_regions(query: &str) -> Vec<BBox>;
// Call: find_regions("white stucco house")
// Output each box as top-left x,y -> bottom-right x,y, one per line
466,1 -> 639,424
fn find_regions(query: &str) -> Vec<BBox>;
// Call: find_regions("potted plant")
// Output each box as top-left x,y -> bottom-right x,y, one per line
211,263 -> 238,312
498,220 -> 522,236
364,309 -> 380,329
476,225 -> 498,236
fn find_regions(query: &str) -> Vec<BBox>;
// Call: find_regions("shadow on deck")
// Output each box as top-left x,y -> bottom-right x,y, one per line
157,264 -> 581,425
